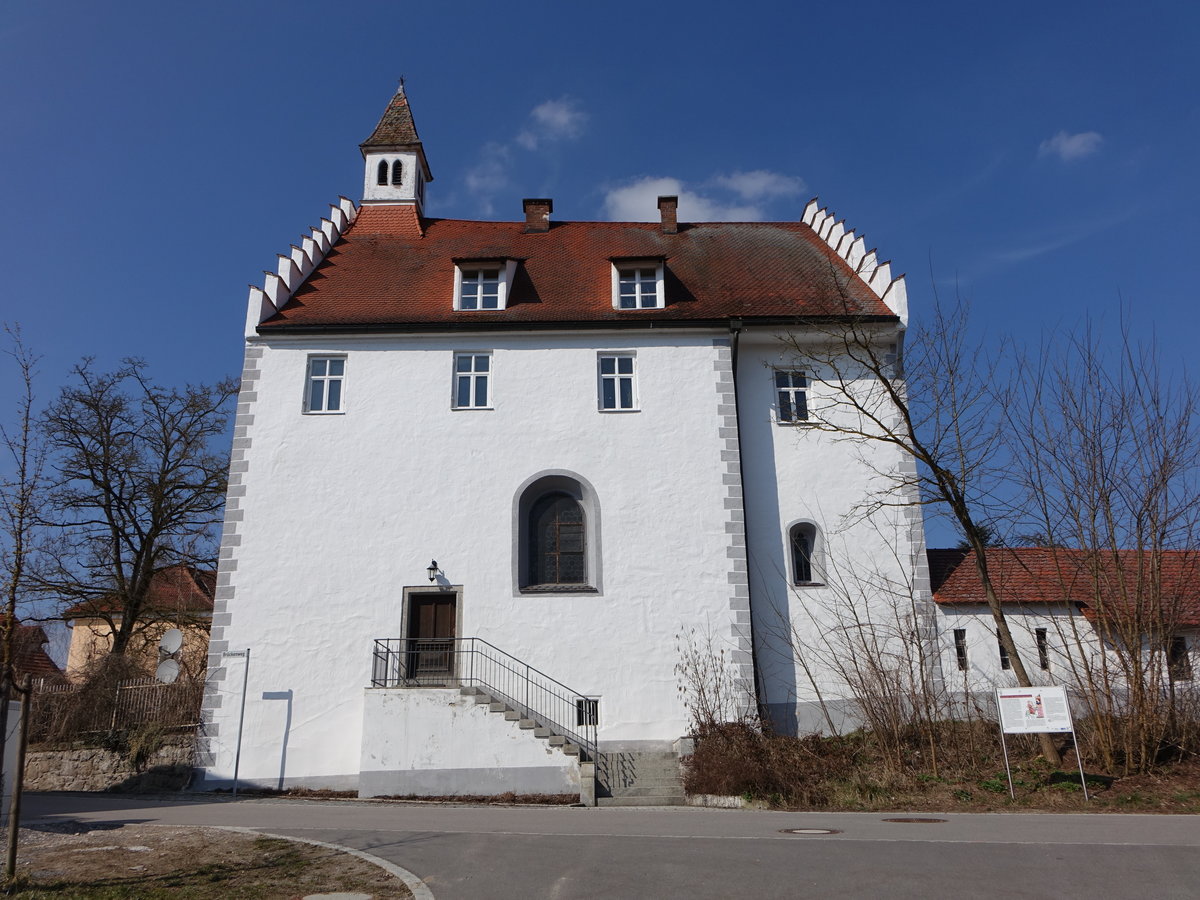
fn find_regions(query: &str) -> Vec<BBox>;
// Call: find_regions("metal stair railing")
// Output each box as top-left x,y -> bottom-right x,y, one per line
370,636 -> 598,760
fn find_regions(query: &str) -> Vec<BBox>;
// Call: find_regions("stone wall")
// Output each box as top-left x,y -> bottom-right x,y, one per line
24,737 -> 195,793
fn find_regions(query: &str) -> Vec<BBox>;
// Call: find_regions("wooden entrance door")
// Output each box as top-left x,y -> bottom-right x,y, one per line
406,593 -> 456,682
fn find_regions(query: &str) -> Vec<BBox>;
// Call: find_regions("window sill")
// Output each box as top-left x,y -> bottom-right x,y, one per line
451,406 -> 494,411
791,581 -> 825,588
520,584 -> 599,594
302,409 -> 346,416
776,419 -> 812,426
599,408 -> 640,414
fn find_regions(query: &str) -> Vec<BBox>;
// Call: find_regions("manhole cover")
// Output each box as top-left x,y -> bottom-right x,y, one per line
779,828 -> 841,835
881,817 -> 947,824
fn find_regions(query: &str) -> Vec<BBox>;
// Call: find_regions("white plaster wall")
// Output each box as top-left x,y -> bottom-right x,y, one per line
359,689 -> 578,797
737,330 -> 931,728
361,151 -> 423,205
204,330 -> 743,787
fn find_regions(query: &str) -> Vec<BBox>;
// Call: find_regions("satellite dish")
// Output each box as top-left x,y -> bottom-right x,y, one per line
155,658 -> 180,684
159,628 -> 183,655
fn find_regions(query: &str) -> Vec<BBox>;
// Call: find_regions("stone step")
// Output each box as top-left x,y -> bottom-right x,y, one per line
517,719 -> 536,730
547,735 -> 567,747
562,743 -> 580,756
503,710 -> 522,721
533,727 -> 552,739
459,686 -> 484,697
488,701 -> 509,713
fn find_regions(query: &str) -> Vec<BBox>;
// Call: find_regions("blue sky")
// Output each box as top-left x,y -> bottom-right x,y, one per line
2,0 -> 1198,548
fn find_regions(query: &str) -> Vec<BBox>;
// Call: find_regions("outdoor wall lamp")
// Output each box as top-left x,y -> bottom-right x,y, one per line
427,560 -> 442,582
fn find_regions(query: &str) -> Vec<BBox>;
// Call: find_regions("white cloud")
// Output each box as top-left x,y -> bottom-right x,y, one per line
516,98 -> 587,150
713,169 -> 806,201
602,172 -> 804,222
464,99 -> 587,214
1039,130 -> 1104,162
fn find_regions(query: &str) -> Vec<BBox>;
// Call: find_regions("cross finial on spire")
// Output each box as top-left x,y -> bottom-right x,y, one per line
397,76 -> 406,94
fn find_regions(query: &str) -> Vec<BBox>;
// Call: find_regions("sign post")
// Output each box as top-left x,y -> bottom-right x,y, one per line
223,649 -> 251,799
995,685 -> 1088,801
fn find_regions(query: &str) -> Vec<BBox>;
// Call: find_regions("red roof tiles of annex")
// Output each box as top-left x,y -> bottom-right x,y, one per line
929,548 -> 1200,627
259,207 -> 898,331
63,565 -> 215,620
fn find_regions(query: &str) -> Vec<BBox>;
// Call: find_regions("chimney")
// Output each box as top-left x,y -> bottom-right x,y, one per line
523,198 -> 553,233
657,195 -> 678,234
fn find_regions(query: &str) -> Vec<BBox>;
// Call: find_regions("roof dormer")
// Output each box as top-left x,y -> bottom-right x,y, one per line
611,257 -> 666,310
360,82 -> 433,214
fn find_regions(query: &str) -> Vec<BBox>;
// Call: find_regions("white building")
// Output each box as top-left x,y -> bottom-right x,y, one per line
198,85 -> 930,800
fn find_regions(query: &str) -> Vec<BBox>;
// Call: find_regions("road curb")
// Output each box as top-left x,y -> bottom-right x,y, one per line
216,825 -> 434,899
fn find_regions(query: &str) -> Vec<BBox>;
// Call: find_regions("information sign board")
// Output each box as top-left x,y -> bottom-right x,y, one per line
996,685 -> 1073,734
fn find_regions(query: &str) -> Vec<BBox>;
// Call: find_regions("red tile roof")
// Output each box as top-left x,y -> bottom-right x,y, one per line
259,207 -> 897,331
63,565 -> 215,620
14,624 -> 65,682
929,548 -> 1200,627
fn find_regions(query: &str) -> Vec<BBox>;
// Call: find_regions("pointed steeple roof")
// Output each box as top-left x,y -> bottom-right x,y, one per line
362,82 -> 421,147
359,81 -> 432,180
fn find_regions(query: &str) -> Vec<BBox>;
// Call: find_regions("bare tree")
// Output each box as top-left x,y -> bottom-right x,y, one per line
39,360 -> 236,657
0,326 -> 46,783
780,293 -> 1063,765
1009,325 -> 1200,773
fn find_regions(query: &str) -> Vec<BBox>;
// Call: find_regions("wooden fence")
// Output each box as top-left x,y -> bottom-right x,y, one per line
29,677 -> 204,743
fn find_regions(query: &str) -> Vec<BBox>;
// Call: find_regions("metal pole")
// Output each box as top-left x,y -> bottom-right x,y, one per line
225,649 -> 251,799
999,728 -> 1014,800
1072,728 -> 1090,801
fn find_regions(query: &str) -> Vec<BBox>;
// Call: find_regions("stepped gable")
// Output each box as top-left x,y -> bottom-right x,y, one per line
257,207 -> 899,330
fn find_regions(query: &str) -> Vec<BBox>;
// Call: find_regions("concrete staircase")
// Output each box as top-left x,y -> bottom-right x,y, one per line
595,750 -> 685,807
459,686 -> 583,757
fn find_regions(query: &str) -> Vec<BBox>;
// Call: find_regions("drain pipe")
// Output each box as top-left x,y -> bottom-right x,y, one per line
727,319 -> 767,720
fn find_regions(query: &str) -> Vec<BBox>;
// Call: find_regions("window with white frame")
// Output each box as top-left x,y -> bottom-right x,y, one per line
304,356 -> 345,413
1036,628 -> 1050,670
997,632 -> 1011,670
454,260 -> 516,311
788,521 -> 821,585
953,629 -> 969,671
611,261 -> 664,309
1169,635 -> 1192,681
598,353 -> 637,411
775,370 -> 808,423
453,353 -> 491,409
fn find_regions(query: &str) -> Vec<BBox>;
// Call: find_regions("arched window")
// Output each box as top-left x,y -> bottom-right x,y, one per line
376,160 -> 389,186
789,522 -> 821,585
529,492 -> 586,586
391,160 -> 403,186
515,473 -> 601,594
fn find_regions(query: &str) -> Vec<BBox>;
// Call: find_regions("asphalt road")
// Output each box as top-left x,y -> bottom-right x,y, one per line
23,793 -> 1200,899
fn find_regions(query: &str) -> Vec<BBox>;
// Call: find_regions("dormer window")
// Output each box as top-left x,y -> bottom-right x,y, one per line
611,259 -> 665,309
454,259 -> 518,311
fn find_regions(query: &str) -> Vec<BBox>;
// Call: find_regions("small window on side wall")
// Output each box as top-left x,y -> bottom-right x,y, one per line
304,356 -> 345,414
997,633 -> 1011,670
1169,635 -> 1192,681
598,353 -> 637,411
776,370 -> 808,423
788,522 -> 820,585
954,629 -> 969,671
376,160 -> 389,186
391,160 -> 403,186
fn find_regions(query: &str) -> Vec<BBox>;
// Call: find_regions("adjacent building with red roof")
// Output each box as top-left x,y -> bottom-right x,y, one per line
199,85 -> 926,800
63,564 -> 214,680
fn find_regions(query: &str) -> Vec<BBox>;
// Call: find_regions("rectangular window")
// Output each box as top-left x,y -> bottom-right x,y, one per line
576,697 -> 599,727
617,267 -> 659,309
775,370 -> 808,423
598,354 -> 637,411
459,268 -> 500,310
1169,635 -> 1192,681
453,353 -> 491,409
1037,628 -> 1050,671
305,356 -> 345,413
997,633 -> 1011,670
953,629 -> 968,671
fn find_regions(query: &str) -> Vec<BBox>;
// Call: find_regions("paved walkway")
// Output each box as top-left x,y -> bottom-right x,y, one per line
24,793 -> 1200,898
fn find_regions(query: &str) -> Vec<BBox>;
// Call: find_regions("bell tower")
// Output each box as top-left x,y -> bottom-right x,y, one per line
360,81 -> 432,212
